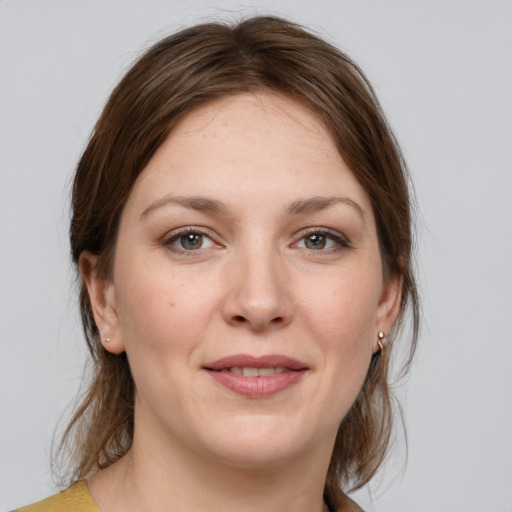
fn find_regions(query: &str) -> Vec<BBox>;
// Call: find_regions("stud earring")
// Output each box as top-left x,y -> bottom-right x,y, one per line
105,337 -> 111,343
377,331 -> 385,352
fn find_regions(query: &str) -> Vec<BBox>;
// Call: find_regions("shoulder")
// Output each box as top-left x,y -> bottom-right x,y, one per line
13,481 -> 100,512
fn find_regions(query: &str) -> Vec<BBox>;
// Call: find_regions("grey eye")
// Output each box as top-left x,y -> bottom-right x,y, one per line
304,234 -> 327,250
180,233 -> 204,250
165,229 -> 216,254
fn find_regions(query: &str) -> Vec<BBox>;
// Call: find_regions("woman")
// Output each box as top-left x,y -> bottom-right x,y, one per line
16,15 -> 419,512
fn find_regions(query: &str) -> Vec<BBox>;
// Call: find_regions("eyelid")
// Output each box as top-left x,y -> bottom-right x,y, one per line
292,227 -> 351,251
162,226 -> 222,255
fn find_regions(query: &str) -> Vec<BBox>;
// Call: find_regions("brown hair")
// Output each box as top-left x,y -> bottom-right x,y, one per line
64,15 -> 419,509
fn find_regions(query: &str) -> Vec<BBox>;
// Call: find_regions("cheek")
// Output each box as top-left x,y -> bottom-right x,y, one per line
296,268 -> 380,407
299,267 -> 380,345
112,261 -> 223,419
113,257 -> 222,361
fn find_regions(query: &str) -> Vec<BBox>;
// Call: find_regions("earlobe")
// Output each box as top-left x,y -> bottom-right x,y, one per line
375,273 -> 403,352
79,251 -> 125,355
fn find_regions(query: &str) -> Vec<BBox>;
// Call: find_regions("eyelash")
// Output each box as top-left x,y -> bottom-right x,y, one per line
162,227 -> 351,256
294,228 -> 351,254
163,227 -> 218,256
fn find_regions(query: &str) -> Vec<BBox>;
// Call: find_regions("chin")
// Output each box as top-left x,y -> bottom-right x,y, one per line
198,413 -> 320,468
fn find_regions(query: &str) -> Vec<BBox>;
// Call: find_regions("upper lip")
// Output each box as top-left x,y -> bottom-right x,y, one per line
204,354 -> 308,371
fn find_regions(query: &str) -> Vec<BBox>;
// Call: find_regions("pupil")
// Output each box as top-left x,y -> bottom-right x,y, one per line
181,233 -> 202,250
306,234 -> 326,250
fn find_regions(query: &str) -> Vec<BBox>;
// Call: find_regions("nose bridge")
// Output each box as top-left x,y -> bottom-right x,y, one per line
223,235 -> 292,330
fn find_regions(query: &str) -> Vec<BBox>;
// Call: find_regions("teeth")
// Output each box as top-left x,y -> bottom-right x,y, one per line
229,367 -> 286,376
258,367 -> 277,376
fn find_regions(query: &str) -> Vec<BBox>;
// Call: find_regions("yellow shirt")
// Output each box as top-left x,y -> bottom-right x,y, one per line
13,481 -> 100,512
14,480 -> 362,511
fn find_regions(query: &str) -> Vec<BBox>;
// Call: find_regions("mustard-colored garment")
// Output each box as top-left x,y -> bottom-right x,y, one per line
14,479 -> 362,511
13,480 -> 100,512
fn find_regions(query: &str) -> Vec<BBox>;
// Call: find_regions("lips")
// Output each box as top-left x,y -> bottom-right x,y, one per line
203,354 -> 308,397
230,366 -> 285,376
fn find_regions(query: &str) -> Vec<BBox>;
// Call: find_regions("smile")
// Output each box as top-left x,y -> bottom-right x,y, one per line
224,367 -> 285,376
203,354 -> 308,397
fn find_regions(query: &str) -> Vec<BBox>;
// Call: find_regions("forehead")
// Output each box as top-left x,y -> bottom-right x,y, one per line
171,92 -> 334,151
124,92 -> 374,218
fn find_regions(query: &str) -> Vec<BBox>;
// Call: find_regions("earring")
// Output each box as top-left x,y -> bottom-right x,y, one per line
105,337 -> 111,343
377,331 -> 385,352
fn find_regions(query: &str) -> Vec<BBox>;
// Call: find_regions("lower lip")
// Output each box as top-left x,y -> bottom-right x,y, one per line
205,370 -> 306,397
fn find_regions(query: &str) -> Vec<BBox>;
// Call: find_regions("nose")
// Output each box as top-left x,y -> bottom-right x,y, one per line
221,243 -> 293,332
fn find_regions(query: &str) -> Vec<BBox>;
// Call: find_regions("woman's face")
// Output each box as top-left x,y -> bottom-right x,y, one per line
85,93 -> 400,468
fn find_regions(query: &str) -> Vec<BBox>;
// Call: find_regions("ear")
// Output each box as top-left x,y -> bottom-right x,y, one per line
374,273 -> 403,352
79,251 -> 125,354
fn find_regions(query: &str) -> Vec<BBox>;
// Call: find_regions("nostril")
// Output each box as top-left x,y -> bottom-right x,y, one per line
231,315 -> 284,326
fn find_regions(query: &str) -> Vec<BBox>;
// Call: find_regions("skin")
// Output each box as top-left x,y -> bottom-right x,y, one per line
81,93 -> 401,512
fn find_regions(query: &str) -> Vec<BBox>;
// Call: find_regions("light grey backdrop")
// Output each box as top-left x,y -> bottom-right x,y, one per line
1,1 -> 511,511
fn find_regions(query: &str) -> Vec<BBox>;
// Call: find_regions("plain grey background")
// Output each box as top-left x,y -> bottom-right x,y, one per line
1,1 -> 511,511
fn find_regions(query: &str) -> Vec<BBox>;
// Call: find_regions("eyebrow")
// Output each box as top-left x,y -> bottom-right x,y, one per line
140,195 -> 229,218
287,196 -> 366,221
140,194 -> 365,221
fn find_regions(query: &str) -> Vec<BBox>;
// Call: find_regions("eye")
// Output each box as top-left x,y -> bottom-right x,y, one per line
294,230 -> 349,252
177,232 -> 208,250
164,228 -> 217,253
303,233 -> 330,250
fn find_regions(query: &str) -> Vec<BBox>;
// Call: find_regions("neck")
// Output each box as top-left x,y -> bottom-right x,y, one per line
88,409 -> 334,512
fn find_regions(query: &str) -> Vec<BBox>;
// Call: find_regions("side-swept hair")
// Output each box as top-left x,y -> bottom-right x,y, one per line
64,16 -> 419,510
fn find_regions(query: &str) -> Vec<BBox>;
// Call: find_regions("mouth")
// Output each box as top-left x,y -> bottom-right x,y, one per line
203,354 -> 308,397
220,366 -> 287,376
